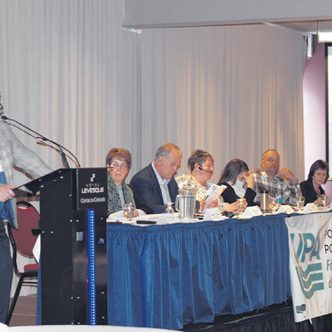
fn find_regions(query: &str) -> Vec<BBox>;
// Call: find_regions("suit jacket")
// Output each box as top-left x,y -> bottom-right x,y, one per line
130,163 -> 179,214
0,120 -> 52,226
300,179 -> 324,205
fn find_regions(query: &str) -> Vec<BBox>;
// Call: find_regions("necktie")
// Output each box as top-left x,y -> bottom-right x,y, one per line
0,171 -> 15,226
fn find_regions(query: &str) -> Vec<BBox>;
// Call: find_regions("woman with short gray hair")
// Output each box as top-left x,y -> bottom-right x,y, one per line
106,147 -> 137,215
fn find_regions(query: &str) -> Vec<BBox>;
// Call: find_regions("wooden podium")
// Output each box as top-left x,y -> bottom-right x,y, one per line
18,168 -> 108,325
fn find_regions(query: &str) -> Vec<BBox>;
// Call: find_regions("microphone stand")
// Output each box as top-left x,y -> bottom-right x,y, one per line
36,138 -> 70,168
1,115 -> 80,168
36,138 -> 78,167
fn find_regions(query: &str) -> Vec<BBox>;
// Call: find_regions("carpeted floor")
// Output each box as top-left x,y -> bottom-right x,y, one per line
8,294 -> 37,327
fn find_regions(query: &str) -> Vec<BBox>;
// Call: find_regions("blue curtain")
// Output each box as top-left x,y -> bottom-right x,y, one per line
107,215 -> 291,329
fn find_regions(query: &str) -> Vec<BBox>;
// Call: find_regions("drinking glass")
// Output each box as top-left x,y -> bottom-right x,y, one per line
296,196 -> 305,210
320,194 -> 328,208
165,202 -> 175,214
269,194 -> 280,213
237,198 -> 246,213
123,202 -> 135,220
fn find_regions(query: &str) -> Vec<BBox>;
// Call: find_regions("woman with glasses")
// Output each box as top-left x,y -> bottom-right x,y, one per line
176,149 -> 239,212
106,147 -> 137,215
300,159 -> 329,205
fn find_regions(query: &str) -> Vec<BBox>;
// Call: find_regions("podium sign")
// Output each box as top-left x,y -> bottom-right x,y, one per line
77,170 -> 107,210
19,168 -> 108,325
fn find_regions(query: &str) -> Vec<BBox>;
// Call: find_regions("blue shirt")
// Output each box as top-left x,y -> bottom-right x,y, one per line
0,170 -> 15,226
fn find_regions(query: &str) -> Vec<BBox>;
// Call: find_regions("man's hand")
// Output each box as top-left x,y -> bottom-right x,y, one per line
0,184 -> 16,202
279,168 -> 297,181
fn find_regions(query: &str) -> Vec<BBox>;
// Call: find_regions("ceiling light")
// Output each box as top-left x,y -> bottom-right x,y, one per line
318,31 -> 332,43
317,21 -> 332,43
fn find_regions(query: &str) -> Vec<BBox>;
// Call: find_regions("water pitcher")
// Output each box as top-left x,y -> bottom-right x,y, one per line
175,186 -> 196,219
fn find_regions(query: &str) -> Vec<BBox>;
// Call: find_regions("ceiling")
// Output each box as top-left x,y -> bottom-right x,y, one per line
273,19 -> 332,35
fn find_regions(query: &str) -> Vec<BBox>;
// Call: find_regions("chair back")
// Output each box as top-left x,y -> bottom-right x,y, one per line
5,201 -> 40,325
11,201 -> 40,258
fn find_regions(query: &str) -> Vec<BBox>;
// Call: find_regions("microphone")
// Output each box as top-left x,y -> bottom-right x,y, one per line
1,114 -> 80,168
199,166 -> 214,174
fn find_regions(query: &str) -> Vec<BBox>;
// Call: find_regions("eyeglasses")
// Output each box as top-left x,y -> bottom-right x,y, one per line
109,163 -> 128,170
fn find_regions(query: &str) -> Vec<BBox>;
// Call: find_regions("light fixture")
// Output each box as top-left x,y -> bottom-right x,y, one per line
317,21 -> 332,43
318,31 -> 332,43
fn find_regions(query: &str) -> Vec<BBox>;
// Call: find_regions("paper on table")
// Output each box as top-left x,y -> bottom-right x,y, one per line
205,184 -> 226,206
107,209 -> 146,222
302,203 -> 319,214
238,206 -> 263,219
203,207 -> 225,221
276,205 -> 294,214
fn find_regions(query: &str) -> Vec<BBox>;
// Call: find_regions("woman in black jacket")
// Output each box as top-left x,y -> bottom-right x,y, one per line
300,160 -> 329,205
218,158 -> 256,206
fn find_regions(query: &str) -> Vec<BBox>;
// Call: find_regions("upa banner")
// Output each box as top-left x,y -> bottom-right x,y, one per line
286,212 -> 332,322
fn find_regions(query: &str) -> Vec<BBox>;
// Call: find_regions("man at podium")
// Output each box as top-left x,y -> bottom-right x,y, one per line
0,119 -> 52,323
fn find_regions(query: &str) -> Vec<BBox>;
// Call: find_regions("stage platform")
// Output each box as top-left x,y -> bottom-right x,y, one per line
183,302 -> 332,332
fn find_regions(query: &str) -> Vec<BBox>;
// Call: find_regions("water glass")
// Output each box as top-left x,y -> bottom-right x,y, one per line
269,195 -> 280,213
320,194 -> 328,208
123,202 -> 135,220
237,198 -> 246,212
165,202 -> 175,214
296,196 -> 305,210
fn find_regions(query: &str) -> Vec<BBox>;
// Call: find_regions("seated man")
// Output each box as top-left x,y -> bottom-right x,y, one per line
130,143 -> 182,214
278,167 -> 299,202
253,149 -> 297,206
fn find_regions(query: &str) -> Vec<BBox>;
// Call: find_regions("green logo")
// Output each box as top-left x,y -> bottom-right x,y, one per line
291,233 -> 324,299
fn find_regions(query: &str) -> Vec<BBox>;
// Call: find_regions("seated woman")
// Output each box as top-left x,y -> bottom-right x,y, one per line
176,149 -> 239,212
106,147 -> 137,215
300,159 -> 329,205
217,158 -> 256,206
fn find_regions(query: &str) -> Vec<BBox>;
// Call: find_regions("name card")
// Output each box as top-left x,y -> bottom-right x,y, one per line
239,206 -> 263,219
203,207 -> 224,221
303,203 -> 319,213
277,205 -> 294,214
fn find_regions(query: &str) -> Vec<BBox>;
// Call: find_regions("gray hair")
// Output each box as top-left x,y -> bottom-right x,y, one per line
154,143 -> 182,160
262,149 -> 280,160
187,149 -> 214,171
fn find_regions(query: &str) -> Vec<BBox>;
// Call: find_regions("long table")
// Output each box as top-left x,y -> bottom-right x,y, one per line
107,214 -> 291,330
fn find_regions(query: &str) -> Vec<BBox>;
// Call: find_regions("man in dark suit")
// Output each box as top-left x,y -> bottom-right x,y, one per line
130,143 -> 182,214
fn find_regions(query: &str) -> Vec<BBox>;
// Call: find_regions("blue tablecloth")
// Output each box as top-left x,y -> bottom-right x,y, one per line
107,214 -> 291,330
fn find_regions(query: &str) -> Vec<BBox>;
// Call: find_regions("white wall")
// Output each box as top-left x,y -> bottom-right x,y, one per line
303,43 -> 326,178
303,43 -> 332,196
123,0 -> 332,28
